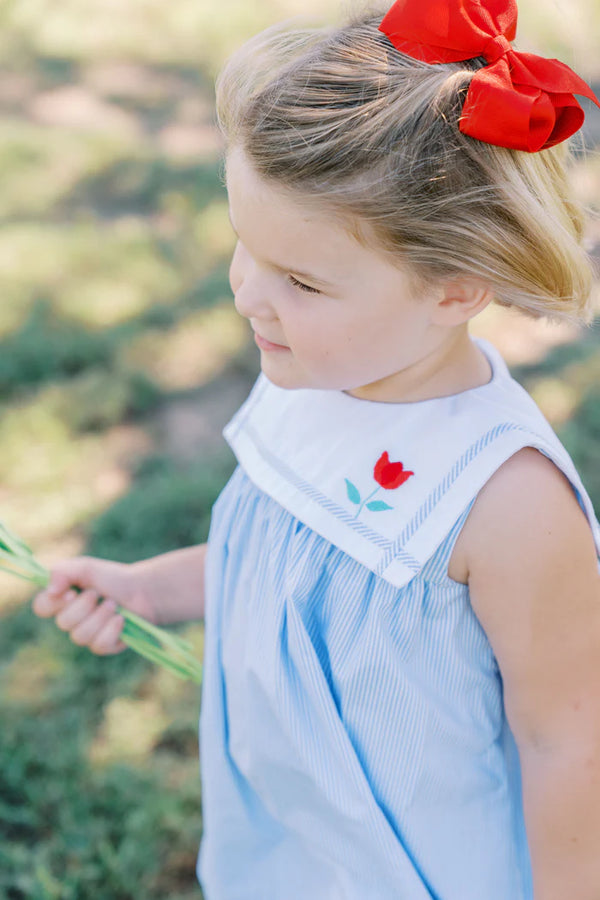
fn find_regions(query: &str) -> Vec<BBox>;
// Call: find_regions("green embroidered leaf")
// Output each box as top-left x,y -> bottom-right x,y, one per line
345,479 -> 361,505
366,501 -> 394,512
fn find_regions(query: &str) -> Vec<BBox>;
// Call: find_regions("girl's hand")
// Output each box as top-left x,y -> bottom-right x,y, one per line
32,556 -> 156,656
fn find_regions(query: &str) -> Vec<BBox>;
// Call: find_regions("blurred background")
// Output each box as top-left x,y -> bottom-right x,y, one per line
0,0 -> 598,897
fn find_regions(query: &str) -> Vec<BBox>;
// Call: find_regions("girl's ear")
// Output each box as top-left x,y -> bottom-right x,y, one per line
430,278 -> 494,327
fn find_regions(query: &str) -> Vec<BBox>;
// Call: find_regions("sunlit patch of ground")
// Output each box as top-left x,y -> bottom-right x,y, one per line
1,642 -> 67,705
28,84 -> 143,138
158,375 -> 253,463
89,695 -> 170,766
122,304 -> 247,391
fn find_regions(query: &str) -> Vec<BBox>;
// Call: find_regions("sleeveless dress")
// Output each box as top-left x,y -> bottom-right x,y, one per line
197,338 -> 600,900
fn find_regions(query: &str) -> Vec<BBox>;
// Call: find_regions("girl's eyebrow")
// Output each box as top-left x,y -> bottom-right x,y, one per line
227,209 -> 337,288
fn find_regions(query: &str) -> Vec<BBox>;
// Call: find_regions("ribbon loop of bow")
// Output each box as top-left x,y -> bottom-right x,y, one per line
378,0 -> 600,152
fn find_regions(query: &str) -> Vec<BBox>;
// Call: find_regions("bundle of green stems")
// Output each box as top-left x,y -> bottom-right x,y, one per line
0,519 -> 202,684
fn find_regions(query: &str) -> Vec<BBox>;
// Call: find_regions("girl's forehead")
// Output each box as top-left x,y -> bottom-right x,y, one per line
226,148 -> 321,218
225,147 -> 374,255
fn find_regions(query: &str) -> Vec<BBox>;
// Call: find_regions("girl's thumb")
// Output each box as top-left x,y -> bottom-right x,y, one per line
47,556 -> 99,597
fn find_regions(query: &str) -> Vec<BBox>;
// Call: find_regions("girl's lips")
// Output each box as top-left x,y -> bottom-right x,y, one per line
254,332 -> 289,352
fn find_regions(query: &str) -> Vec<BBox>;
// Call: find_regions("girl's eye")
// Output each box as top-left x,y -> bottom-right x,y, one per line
288,275 -> 320,294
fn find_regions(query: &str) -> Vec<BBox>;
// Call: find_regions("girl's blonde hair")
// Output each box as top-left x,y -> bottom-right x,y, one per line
215,8 -> 595,322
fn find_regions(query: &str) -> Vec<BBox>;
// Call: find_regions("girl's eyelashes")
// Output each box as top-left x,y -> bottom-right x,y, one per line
288,274 -> 321,294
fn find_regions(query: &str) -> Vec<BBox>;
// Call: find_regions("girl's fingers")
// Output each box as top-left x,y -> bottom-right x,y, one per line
55,589 -> 99,632
69,598 -> 118,647
88,613 -> 126,656
34,583 -> 128,657
32,589 -> 66,618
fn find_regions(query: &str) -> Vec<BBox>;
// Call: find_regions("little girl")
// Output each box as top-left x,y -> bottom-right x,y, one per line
34,1 -> 600,897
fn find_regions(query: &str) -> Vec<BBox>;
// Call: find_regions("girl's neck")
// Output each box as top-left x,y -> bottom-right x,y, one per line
345,329 -> 493,404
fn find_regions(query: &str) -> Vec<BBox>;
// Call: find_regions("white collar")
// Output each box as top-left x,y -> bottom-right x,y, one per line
224,339 -> 600,588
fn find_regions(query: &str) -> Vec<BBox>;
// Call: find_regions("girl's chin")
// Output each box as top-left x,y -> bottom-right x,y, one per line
259,359 -> 351,393
259,355 -> 312,390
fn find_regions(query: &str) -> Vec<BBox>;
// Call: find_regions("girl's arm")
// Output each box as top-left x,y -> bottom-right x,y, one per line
129,544 -> 209,625
454,447 -> 600,900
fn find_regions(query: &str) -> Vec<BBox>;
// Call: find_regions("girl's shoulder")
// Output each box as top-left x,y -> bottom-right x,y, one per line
451,443 -> 599,585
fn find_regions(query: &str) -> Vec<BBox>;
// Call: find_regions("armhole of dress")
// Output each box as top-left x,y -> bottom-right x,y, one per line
418,498 -> 477,587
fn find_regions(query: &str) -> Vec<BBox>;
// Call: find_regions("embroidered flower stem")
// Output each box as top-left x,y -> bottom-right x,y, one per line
353,487 -> 381,519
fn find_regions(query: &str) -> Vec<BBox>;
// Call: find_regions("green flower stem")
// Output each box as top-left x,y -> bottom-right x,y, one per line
0,559 -> 48,586
119,607 -> 195,654
0,516 -> 202,684
0,526 -> 35,557
119,613 -> 200,668
0,543 -> 46,571
118,615 -> 162,647
119,630 -> 200,682
119,611 -> 202,682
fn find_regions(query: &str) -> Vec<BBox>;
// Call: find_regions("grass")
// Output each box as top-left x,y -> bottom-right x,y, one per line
0,0 -> 598,897
1,608 -> 203,900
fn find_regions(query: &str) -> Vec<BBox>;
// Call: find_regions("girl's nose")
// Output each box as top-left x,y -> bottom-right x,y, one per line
229,243 -> 275,321
232,278 -> 267,320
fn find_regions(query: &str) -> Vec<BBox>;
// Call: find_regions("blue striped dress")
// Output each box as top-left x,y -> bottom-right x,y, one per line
197,339 -> 600,900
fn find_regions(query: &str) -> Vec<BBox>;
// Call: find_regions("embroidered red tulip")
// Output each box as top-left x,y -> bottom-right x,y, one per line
345,451 -> 414,519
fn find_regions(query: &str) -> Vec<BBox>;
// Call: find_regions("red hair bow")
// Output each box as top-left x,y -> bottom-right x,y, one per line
379,0 -> 600,152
